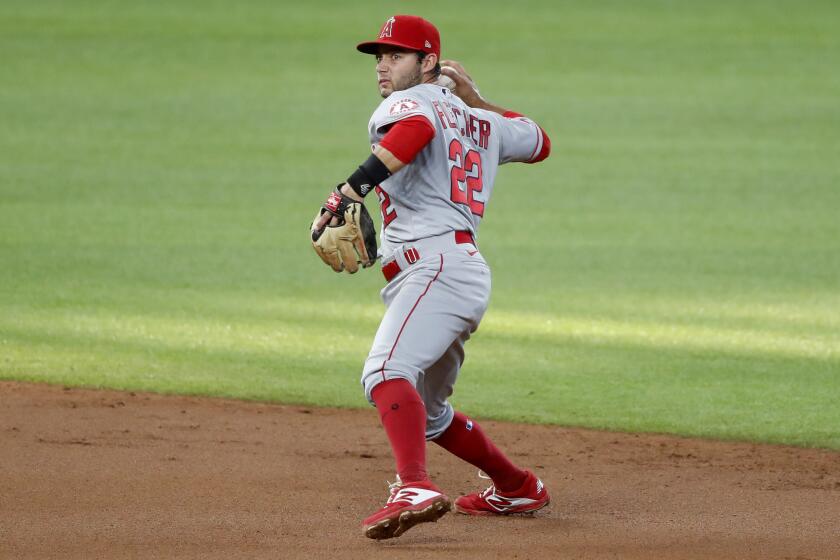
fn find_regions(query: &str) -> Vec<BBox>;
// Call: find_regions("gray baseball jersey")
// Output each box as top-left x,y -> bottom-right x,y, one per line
361,82 -> 547,439
368,83 -> 546,259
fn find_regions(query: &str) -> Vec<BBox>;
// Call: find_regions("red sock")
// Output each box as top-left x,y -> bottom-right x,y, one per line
371,379 -> 428,484
433,411 -> 527,492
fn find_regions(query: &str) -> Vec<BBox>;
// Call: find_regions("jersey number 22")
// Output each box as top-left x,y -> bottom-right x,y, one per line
448,138 -> 484,217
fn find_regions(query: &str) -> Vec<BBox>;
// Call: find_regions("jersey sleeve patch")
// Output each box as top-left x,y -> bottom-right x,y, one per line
388,98 -> 420,116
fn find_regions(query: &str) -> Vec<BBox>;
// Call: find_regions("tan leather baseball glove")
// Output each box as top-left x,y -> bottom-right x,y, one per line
311,189 -> 377,273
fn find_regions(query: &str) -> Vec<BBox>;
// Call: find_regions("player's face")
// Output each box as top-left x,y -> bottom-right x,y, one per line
375,47 -> 423,97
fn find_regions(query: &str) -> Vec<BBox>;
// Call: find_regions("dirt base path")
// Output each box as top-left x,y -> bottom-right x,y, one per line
1,381 -> 838,559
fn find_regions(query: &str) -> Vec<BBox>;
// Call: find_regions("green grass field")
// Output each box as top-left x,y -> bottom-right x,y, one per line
2,0 -> 838,448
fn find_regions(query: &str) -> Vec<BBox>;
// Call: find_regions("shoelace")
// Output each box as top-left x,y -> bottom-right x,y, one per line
476,470 -> 497,498
384,475 -> 403,505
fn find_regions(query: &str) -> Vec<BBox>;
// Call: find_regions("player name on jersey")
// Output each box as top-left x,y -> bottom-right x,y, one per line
432,100 -> 491,149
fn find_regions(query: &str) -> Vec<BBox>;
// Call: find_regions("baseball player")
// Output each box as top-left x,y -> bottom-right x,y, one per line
311,15 -> 551,540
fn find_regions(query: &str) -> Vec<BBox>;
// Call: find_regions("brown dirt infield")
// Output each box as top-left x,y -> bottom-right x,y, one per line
1,381 -> 838,560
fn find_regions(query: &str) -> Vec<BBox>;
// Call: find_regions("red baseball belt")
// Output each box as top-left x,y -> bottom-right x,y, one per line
382,230 -> 475,282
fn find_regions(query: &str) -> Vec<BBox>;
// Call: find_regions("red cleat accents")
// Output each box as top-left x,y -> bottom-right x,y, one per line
454,470 -> 550,516
362,478 -> 451,540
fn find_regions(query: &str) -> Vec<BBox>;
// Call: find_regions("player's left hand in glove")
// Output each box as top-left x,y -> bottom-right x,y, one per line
310,187 -> 377,273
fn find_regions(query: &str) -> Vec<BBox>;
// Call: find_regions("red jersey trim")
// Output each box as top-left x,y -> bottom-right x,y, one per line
503,110 -> 550,163
527,125 -> 542,161
529,126 -> 551,163
378,115 -> 436,164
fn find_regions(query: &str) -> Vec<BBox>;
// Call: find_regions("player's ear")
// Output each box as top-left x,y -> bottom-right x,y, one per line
422,53 -> 438,74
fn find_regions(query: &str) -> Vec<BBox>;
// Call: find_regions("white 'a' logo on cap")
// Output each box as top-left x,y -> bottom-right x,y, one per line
380,16 -> 395,38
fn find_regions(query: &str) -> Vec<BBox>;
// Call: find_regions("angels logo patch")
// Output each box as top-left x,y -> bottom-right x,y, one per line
388,98 -> 419,116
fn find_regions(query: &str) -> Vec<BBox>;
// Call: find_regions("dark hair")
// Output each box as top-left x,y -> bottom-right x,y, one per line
417,52 -> 442,77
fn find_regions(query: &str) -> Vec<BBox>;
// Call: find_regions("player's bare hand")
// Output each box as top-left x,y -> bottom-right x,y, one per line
440,60 -> 482,107
440,60 -> 474,82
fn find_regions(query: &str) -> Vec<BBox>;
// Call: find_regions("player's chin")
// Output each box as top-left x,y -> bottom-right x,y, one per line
378,80 -> 393,97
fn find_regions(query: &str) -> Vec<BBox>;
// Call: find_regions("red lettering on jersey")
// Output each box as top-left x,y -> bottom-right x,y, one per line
478,120 -> 491,149
466,114 -> 478,143
375,185 -> 397,228
440,101 -> 459,129
432,101 -> 449,129
441,101 -> 492,150
451,106 -> 466,136
388,98 -> 419,116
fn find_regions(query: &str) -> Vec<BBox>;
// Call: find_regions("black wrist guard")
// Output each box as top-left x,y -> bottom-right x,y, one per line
346,154 -> 392,198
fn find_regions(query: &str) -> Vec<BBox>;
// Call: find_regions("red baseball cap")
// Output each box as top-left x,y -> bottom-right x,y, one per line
357,15 -> 440,58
